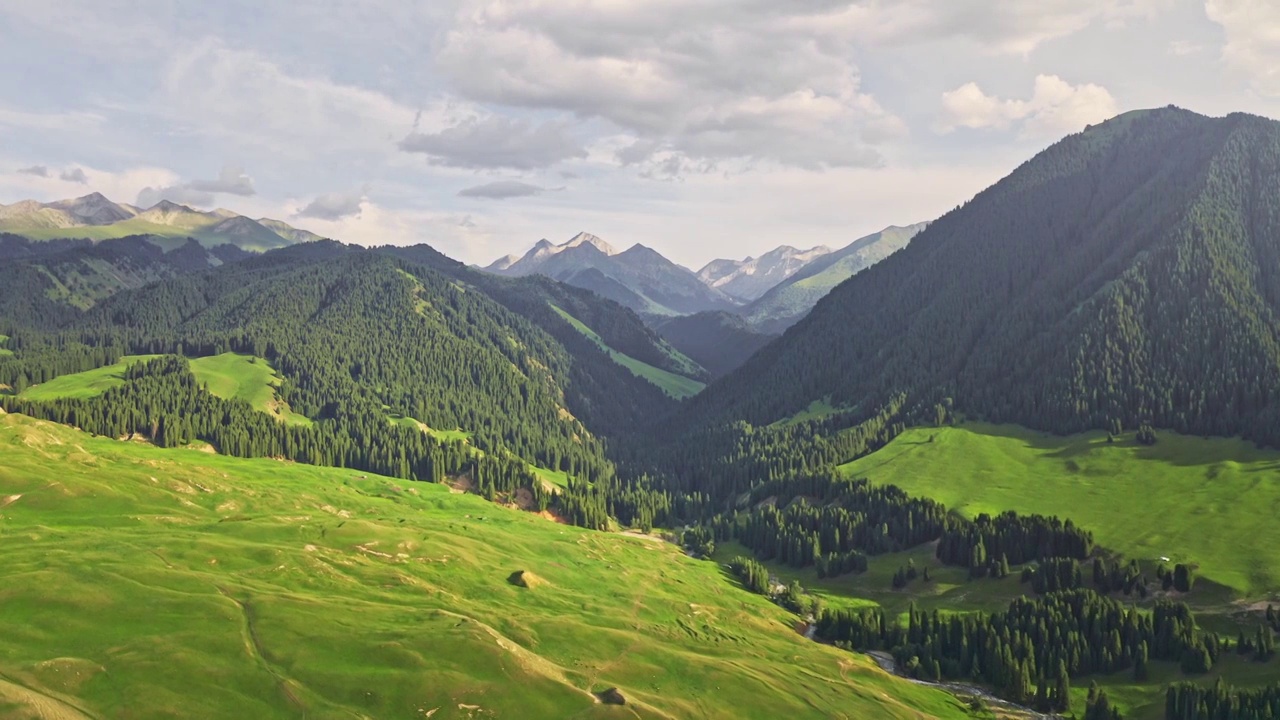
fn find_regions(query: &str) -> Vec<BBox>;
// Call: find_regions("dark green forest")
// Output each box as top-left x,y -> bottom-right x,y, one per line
670,107 -> 1280,474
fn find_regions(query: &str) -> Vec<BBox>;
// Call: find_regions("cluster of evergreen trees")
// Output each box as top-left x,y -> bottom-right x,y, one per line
695,469 -> 1101,590
1166,681 -> 1280,720
817,589 -> 1221,710
936,511 -> 1094,571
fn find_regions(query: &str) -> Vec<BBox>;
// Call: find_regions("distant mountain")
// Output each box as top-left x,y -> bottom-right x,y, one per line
697,245 -> 832,302
739,223 -> 926,333
257,218 -> 327,244
0,234 -> 249,317
687,107 -> 1280,450
486,233 -> 739,316
652,311 -> 776,379
0,193 -> 317,252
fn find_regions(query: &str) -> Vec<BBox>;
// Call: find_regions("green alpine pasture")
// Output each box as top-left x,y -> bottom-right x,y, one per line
187,353 -> 312,426
16,354 -> 161,401
768,398 -> 842,428
0,412 -> 967,720
0,334 -> 11,357
15,352 -> 311,426
549,304 -> 705,399
839,423 -> 1280,596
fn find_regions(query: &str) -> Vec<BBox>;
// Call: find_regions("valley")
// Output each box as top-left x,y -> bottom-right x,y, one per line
4,106 -> 1280,720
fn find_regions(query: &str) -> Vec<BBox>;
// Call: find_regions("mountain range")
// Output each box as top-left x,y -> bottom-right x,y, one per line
485,232 -> 740,316
697,245 -> 833,302
0,193 -> 324,252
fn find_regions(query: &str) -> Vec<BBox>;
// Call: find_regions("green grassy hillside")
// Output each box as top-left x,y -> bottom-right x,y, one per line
839,423 -> 1280,595
16,355 -> 161,401
15,353 -> 310,426
187,353 -> 311,426
550,304 -> 705,399
0,334 -> 11,357
0,413 -> 966,719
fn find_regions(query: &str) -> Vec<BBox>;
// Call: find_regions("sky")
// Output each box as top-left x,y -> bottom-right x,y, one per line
2,1 -> 1279,269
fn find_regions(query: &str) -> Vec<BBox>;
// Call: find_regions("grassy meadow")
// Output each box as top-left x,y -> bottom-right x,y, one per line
15,352 -> 311,426
188,353 -> 312,426
839,423 -> 1280,597
16,355 -> 162,401
0,412 -> 969,719
0,334 -> 11,357
549,304 -> 706,399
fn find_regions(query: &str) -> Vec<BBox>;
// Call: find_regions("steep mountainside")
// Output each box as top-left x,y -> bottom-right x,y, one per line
0,193 -> 317,252
697,245 -> 832,302
686,107 -> 1280,449
740,223 -> 925,333
653,311 -> 776,379
486,233 -> 739,316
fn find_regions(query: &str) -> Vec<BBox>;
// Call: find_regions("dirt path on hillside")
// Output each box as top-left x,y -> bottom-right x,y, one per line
0,676 -> 96,720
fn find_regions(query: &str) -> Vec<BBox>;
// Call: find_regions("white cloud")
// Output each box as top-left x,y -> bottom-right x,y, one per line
798,0 -> 1166,55
401,116 -> 587,170
17,165 -> 49,177
296,190 -> 367,221
937,75 -> 1118,136
187,164 -> 255,196
458,180 -> 552,200
59,167 -> 88,184
1169,40 -> 1205,56
1205,0 -> 1280,97
437,0 -> 906,171
158,40 -> 422,159
134,165 -> 257,208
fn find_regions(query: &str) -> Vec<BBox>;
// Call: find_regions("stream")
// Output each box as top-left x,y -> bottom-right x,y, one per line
863,651 -> 1061,719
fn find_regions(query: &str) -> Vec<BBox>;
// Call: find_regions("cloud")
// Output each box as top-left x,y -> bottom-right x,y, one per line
937,75 -> 1118,136
803,0 -> 1167,55
186,164 -> 255,196
297,190 -> 366,220
133,165 -> 257,207
436,1 -> 906,171
1205,0 -> 1280,97
401,115 -> 587,170
458,180 -> 549,200
17,165 -> 49,177
136,185 -> 215,208
1169,40 -> 1205,56
159,39 -> 421,159
59,167 -> 88,184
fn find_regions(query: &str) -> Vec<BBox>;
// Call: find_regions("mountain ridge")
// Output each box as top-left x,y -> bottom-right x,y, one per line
0,193 -> 321,252
485,232 -> 739,316
697,244 -> 833,302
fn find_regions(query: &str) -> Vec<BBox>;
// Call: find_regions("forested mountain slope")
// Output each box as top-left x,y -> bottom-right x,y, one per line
653,311 -> 776,379
1,241 -> 699,527
682,107 -> 1280,449
0,234 -> 249,322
